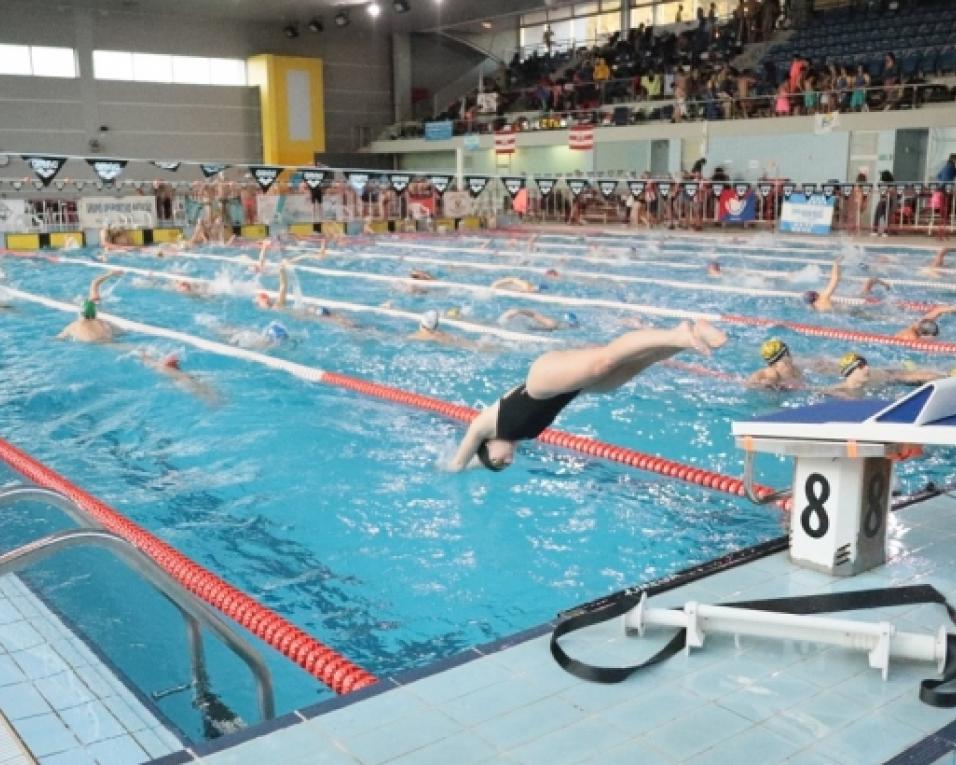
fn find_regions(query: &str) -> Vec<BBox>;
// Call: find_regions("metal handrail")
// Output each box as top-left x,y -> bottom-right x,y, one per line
742,451 -> 793,506
0,487 -> 275,724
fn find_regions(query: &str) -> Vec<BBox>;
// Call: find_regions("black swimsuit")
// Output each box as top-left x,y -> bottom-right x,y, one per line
495,385 -> 580,441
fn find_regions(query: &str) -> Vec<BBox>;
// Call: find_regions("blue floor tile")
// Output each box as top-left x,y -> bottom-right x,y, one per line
11,645 -> 71,681
60,701 -> 126,744
85,735 -> 150,765
470,696 -> 584,752
685,724 -> 800,765
14,713 -> 79,758
33,671 -> 96,711
0,622 -> 43,653
507,715 -> 634,764
386,730 -> 497,765
334,709 -> 461,765
644,704 -> 754,761
0,654 -> 26,687
0,682 -> 52,719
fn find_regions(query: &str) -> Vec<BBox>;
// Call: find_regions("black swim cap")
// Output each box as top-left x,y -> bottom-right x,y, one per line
476,441 -> 508,472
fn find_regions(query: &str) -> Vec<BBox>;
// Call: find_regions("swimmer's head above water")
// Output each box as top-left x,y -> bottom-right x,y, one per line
840,351 -> 869,383
761,338 -> 790,366
255,291 -> 273,309
917,319 -> 940,337
802,290 -> 820,307
264,321 -> 289,342
420,309 -> 440,332
81,299 -> 97,320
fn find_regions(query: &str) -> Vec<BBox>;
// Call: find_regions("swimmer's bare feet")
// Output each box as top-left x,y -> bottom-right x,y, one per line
680,319 -> 727,355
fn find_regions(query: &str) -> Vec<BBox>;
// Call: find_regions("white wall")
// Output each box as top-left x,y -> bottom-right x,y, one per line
927,128 -> 956,180
0,0 -> 394,161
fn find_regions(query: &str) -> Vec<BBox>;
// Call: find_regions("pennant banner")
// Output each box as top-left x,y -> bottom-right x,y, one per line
346,171 -> 370,195
627,180 -> 646,197
535,178 -> 557,198
782,183 -> 795,199
801,183 -> 817,196
597,179 -> 619,199
758,183 -> 773,197
683,182 -> 698,198
861,184 -> 873,197
566,178 -> 589,198
86,159 -> 127,184
150,161 -> 181,172
199,163 -> 229,178
494,131 -> 516,155
429,175 -> 453,196
711,182 -> 725,196
822,183 -> 836,198
734,183 -> 750,198
840,184 -> 855,197
658,182 -> 672,199
502,176 -> 524,199
464,175 -> 489,198
569,124 -> 594,151
300,169 -> 327,190
249,165 -> 283,193
388,173 -> 411,194
21,155 -> 67,187
895,184 -> 907,197
945,183 -> 955,195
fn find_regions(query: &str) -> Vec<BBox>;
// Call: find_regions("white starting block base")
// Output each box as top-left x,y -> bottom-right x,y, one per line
734,380 -> 956,578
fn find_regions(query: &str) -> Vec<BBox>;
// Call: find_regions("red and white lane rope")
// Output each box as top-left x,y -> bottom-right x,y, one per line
0,437 -> 378,694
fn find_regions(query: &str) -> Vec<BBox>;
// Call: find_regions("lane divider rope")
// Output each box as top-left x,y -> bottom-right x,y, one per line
0,435 -> 378,694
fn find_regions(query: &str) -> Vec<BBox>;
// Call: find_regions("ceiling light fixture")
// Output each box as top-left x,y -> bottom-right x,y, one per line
308,18 -> 324,32
367,2 -> 381,17
334,9 -> 350,26
394,0 -> 410,11
481,20 -> 493,29
283,24 -> 299,38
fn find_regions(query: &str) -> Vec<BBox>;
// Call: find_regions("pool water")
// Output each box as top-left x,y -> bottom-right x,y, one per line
1,231 -> 954,741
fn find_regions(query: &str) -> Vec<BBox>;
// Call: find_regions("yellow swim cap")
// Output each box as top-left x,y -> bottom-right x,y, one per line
901,360 -> 917,371
445,306 -> 462,319
761,338 -> 789,365
840,352 -> 868,378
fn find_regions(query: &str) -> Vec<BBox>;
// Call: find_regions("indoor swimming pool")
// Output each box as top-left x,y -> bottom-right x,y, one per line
1,230 -> 955,744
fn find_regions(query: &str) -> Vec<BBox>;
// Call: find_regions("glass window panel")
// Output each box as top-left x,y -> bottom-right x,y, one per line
172,56 -> 210,84
602,0 -> 622,10
551,19 -> 574,49
596,10 -> 621,37
0,44 -> 31,75
575,3 -> 600,15
93,50 -> 133,80
209,58 -> 246,86
30,46 -> 76,78
133,52 -> 172,82
631,4 -> 654,25
548,6 -> 573,19
521,11 -> 548,25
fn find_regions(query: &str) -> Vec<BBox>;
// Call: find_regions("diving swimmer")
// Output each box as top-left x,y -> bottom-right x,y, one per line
449,320 -> 727,471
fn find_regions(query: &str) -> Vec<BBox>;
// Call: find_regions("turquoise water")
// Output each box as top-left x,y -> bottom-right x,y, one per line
1,231 -> 954,741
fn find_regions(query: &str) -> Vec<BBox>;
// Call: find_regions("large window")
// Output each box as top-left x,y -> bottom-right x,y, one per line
630,0 -> 734,26
0,44 -> 77,77
93,50 -> 248,86
519,0 -> 622,53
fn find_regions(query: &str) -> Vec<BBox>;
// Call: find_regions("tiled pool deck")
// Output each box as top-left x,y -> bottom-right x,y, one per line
0,574 -> 182,764
160,493 -> 956,765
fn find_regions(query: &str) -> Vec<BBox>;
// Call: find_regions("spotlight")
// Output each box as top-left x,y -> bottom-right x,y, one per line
308,18 -> 324,32
367,2 -> 381,17
334,9 -> 349,26
393,0 -> 410,11
481,20 -> 493,29
283,24 -> 299,38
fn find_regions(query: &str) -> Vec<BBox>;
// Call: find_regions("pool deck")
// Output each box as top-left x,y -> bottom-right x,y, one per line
146,493 -> 956,765
0,573 -> 182,765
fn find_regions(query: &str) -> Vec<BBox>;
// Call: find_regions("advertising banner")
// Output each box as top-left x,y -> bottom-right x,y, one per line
77,196 -> 157,228
779,193 -> 835,235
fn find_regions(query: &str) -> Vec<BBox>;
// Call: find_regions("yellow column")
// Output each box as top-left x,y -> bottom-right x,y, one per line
247,55 -> 326,165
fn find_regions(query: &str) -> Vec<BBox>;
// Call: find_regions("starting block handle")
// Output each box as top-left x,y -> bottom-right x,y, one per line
742,449 -> 793,506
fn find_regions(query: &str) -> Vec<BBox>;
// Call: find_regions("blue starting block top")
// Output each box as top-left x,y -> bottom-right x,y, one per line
732,379 -> 956,446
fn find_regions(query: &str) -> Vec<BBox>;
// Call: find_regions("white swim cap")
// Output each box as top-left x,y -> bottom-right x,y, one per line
420,309 -> 439,331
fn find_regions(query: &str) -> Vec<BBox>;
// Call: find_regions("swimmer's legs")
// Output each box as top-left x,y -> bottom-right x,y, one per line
526,320 -> 727,398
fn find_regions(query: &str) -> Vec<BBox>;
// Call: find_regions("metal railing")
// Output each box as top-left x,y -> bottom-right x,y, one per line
0,485 -> 275,728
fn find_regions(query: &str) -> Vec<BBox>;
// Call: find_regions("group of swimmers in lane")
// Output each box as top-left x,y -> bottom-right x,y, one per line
746,337 -> 949,392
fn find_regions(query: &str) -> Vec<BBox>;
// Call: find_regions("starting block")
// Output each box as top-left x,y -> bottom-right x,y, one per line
733,379 -> 956,576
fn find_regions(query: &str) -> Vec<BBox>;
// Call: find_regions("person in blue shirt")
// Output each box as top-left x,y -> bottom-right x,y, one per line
937,155 -> 956,183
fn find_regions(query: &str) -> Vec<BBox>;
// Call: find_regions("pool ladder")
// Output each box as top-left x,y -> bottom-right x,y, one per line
0,484 -> 275,732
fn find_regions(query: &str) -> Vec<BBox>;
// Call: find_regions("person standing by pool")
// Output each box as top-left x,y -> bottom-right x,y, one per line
449,319 -> 727,471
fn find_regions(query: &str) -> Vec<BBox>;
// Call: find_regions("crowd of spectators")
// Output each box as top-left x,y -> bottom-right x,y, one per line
387,0 -> 955,138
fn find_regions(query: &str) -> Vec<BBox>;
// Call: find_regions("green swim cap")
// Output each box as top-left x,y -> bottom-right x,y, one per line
81,299 -> 97,320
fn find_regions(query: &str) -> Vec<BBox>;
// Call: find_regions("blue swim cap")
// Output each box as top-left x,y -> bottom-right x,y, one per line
538,283 -> 548,292
317,306 -> 331,317
563,311 -> 579,328
265,321 -> 289,342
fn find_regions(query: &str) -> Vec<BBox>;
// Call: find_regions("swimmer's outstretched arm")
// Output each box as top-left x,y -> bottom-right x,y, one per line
89,270 -> 123,301
256,239 -> 272,271
491,277 -> 535,292
449,405 -> 499,472
920,305 -> 956,322
820,260 -> 841,302
931,248 -> 955,268
500,308 -> 558,330
860,277 -> 890,295
277,261 -> 289,308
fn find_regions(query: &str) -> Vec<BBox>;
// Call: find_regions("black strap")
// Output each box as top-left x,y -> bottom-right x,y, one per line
550,584 -> 956,707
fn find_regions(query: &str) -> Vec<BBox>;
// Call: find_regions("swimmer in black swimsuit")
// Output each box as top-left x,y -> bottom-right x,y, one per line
449,319 -> 728,471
